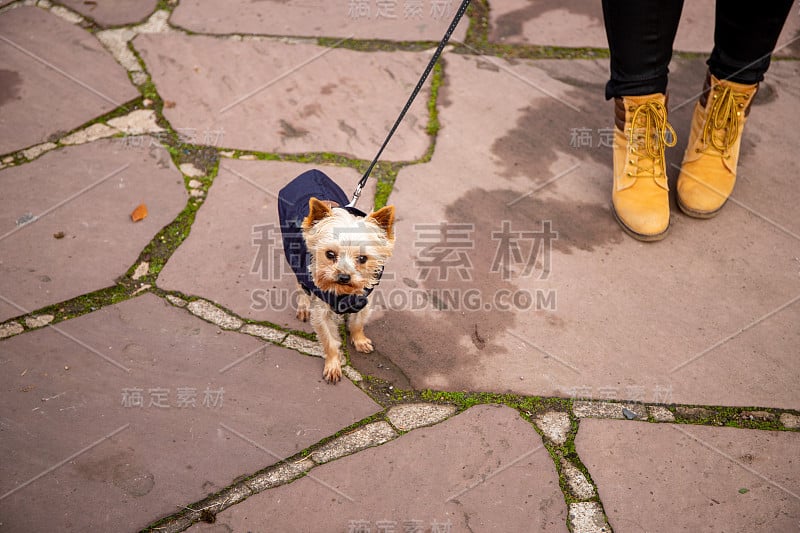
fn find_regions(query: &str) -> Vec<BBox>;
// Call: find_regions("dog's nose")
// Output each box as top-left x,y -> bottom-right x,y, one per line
336,273 -> 351,284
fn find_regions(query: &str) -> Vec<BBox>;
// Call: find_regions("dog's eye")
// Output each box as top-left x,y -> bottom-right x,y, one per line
325,250 -> 336,261
357,255 -> 368,264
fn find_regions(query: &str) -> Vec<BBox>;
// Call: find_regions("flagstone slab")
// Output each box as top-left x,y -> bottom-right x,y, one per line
0,294 -> 381,532
189,404 -> 568,532
367,55 -> 800,409
134,33 -> 433,160
0,6 -> 138,155
576,419 -> 800,532
171,0 -> 469,41
157,159 -> 375,332
488,0 -> 800,57
0,139 -> 187,322
58,0 -> 158,27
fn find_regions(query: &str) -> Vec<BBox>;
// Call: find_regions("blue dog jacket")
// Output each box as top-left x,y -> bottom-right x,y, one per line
278,169 -> 378,314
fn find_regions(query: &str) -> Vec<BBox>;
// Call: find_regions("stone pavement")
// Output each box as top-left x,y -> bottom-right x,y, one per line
0,1 -> 798,532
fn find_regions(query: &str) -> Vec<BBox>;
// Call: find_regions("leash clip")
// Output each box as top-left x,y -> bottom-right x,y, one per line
346,182 -> 363,208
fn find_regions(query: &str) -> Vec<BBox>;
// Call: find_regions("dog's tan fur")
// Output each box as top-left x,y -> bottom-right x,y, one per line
298,198 -> 395,383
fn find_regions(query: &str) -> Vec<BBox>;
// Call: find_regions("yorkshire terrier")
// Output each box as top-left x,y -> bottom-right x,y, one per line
297,198 -> 395,383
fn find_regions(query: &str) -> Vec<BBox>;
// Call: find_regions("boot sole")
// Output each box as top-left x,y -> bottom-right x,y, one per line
677,196 -> 727,219
610,202 -> 669,242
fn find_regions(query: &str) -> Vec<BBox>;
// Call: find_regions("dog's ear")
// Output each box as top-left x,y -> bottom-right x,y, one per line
302,197 -> 333,230
367,205 -> 395,240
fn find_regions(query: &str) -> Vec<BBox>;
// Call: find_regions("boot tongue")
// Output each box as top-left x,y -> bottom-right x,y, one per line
629,101 -> 675,158
704,85 -> 745,154
626,98 -> 675,188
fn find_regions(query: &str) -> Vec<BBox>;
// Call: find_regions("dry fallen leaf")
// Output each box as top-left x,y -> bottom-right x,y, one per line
164,100 -> 176,109
131,203 -> 148,222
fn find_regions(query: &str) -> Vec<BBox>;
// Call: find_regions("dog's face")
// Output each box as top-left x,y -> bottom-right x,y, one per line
302,198 -> 395,296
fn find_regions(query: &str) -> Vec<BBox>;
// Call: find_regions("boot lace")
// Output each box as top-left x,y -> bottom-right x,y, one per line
700,85 -> 749,157
628,101 -> 676,179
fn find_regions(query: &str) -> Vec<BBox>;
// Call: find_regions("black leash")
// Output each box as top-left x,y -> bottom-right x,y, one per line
347,0 -> 471,208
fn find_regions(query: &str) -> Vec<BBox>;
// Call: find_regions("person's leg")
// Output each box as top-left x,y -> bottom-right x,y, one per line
708,0 -> 794,84
602,0 -> 683,241
602,0 -> 685,99
677,1 -> 793,218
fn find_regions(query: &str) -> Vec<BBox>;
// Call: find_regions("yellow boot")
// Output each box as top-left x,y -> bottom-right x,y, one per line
611,93 -> 676,241
677,73 -> 758,218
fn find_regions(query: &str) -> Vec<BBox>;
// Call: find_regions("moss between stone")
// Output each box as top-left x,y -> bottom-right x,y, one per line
464,0 -> 490,47
127,45 -> 172,125
518,409 -> 611,529
205,414 -> 391,517
371,57 -> 445,207
304,412 -> 389,459
212,149 -> 402,211
0,284 -> 134,337
140,409 -> 391,532
148,289 -> 305,342
672,404 -> 792,432
453,42 -> 610,61
0,96 -> 141,161
353,374 -> 408,406
360,383 -> 607,516
371,163 -> 400,210
155,1 -> 177,14
134,194 -> 203,279
426,62 -> 444,137
338,321 -> 351,364
316,37 -> 443,53
237,149 -> 365,170
416,389 -> 569,414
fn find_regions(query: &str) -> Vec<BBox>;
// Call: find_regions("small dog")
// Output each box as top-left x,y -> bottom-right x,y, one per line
299,198 -> 395,383
278,169 -> 395,384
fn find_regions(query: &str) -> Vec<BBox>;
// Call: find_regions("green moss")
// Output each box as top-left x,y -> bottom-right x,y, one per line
234,149 -> 365,171
316,37 -> 440,53
371,58 -> 446,208
138,79 -> 160,105
133,201 -> 201,279
140,409 -> 392,531
5,284 -> 133,331
372,164 -> 400,209
670,404 -> 791,431
0,97 -> 141,160
454,42 -> 610,60
416,389 -> 565,413
464,0 -> 491,47
155,0 -> 177,13
426,62 -> 444,137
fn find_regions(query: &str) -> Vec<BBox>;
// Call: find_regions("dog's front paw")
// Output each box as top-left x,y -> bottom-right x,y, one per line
352,335 -> 374,354
296,287 -> 311,322
323,360 -> 342,384
296,305 -> 310,322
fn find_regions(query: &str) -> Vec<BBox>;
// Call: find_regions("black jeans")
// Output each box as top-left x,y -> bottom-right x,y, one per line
602,0 -> 794,99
